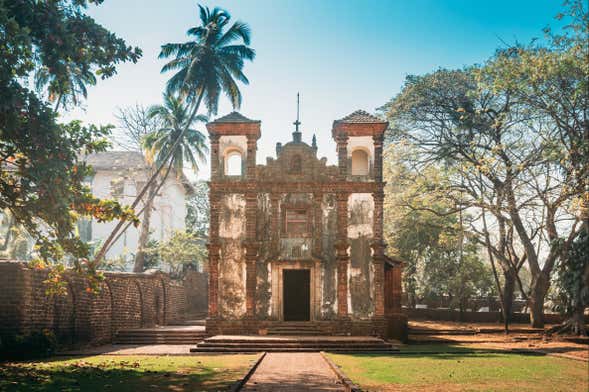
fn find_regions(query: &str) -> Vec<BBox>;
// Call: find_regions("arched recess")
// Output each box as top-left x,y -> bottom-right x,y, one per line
351,148 -> 370,176
224,148 -> 243,176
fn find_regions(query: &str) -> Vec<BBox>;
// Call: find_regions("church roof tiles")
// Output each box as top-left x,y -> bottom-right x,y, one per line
334,110 -> 385,124
211,111 -> 260,123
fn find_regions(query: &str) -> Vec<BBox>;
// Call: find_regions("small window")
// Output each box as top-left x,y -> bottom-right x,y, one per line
285,209 -> 308,234
225,151 -> 242,176
289,155 -> 302,174
351,149 -> 369,176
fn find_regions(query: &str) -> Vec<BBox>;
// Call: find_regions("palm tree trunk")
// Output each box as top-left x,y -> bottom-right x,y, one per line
133,173 -> 157,272
93,88 -> 205,267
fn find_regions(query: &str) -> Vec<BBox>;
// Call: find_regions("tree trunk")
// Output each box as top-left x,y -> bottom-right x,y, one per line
133,177 -> 157,272
529,272 -> 550,328
502,268 -> 516,322
568,305 -> 588,336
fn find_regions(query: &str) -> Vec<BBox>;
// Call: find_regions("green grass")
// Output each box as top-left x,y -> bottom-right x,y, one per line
0,354 -> 259,392
328,348 -> 589,391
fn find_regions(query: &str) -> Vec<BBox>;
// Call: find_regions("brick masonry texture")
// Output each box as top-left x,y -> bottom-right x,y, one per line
0,261 -> 189,346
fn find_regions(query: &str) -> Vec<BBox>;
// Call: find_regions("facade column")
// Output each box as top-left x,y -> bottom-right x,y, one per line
207,191 -> 221,317
336,134 -> 349,179
335,192 -> 349,317
372,134 -> 384,182
270,193 -> 281,254
244,240 -> 258,317
244,191 -> 258,318
209,133 -> 220,180
313,191 -> 323,256
372,190 -> 386,317
207,244 -> 220,317
246,135 -> 257,181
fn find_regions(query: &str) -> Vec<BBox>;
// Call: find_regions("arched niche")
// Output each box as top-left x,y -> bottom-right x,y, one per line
351,148 -> 370,176
224,148 -> 243,176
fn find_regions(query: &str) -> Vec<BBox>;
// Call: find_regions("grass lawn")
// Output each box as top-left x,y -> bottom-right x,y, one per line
328,346 -> 589,391
0,354 -> 259,392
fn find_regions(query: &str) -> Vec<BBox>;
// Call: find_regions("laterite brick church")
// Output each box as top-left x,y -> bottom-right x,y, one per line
205,109 -> 404,338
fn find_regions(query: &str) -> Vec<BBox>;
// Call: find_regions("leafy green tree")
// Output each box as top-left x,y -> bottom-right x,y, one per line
147,230 -> 206,279
94,4 -> 254,265
553,228 -> 589,335
380,63 -> 582,328
0,0 -> 141,290
384,143 -> 495,312
474,1 -> 588,328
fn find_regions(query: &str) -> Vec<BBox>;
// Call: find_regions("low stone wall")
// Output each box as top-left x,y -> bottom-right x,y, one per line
405,307 -> 584,324
0,261 -> 187,346
183,270 -> 208,315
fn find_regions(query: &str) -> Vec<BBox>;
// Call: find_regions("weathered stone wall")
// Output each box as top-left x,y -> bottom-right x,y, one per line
320,193 -> 338,318
348,193 -> 375,319
206,110 -> 401,337
0,261 -> 187,346
218,194 -> 247,319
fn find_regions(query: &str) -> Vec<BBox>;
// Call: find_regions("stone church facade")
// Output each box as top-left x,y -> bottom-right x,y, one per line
206,110 -> 405,338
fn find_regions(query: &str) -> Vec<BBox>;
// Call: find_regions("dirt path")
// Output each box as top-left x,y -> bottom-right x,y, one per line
240,352 -> 345,391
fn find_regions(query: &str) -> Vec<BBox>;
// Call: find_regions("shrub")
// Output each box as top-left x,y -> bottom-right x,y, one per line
0,330 -> 57,359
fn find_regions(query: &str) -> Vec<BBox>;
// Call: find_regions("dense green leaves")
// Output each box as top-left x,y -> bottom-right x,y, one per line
380,1 -> 587,328
383,143 -> 495,309
159,4 -> 255,114
144,92 -> 209,174
0,1 -> 141,289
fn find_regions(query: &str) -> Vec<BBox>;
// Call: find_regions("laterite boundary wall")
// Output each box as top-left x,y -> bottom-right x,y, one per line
0,261 -> 187,346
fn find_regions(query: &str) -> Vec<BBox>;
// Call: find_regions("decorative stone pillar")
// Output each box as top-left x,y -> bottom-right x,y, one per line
246,135 -> 257,181
335,192 -> 349,317
244,191 -> 258,317
372,134 -> 384,182
372,190 -> 385,317
270,193 -> 281,254
336,134 -> 349,179
207,243 -> 220,317
207,191 -> 221,317
313,192 -> 323,255
209,133 -> 220,179
244,240 -> 259,318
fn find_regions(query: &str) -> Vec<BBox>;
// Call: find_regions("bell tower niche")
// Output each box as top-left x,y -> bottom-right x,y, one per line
206,112 -> 261,181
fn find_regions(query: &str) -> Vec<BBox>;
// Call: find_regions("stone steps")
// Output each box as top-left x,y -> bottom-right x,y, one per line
409,328 -> 477,335
265,322 -> 328,336
190,335 -> 399,353
114,328 -> 207,345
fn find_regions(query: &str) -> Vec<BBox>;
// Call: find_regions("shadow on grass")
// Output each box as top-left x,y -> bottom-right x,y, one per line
0,360 -> 240,392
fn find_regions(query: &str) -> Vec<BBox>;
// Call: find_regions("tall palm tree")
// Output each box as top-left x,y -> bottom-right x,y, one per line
35,63 -> 97,111
144,92 -> 208,175
131,93 -> 208,272
94,4 -> 254,265
159,5 -> 255,114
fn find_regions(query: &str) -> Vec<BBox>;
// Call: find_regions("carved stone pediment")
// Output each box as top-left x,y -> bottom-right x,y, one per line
257,141 -> 338,182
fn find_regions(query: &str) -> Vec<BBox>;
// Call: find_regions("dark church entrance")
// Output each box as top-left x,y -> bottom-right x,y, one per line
283,269 -> 310,321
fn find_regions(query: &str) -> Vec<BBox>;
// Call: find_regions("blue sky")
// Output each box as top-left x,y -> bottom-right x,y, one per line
64,0 -> 564,179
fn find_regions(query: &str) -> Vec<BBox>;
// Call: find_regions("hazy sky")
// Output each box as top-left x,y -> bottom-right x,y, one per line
62,0 -> 564,180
